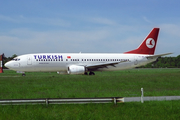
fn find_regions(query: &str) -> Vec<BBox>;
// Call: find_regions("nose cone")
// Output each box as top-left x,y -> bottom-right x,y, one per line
5,61 -> 20,71
5,62 -> 11,69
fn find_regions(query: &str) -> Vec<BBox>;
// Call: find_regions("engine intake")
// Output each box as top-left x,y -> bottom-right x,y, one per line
67,65 -> 85,74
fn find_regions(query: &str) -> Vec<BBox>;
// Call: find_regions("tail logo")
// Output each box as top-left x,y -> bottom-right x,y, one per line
146,38 -> 155,48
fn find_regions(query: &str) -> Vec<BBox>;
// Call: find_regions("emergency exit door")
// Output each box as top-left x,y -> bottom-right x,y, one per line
27,55 -> 32,65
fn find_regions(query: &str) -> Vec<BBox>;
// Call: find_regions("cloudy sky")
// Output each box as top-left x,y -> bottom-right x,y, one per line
0,0 -> 180,57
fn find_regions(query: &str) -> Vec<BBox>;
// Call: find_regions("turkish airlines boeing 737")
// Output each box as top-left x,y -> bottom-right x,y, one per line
5,28 -> 171,75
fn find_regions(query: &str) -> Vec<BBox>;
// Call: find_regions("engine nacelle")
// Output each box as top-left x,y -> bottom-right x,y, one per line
67,65 -> 85,74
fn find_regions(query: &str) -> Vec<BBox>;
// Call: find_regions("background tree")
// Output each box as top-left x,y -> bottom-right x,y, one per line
139,55 -> 180,68
3,54 -> 18,69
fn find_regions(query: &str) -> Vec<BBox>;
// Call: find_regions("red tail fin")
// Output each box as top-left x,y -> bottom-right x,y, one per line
124,28 -> 159,55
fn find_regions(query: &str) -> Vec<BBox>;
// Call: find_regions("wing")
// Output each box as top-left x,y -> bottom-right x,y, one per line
146,53 -> 172,59
85,61 -> 128,71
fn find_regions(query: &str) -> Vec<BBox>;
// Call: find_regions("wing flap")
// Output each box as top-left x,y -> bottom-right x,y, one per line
86,61 -> 128,70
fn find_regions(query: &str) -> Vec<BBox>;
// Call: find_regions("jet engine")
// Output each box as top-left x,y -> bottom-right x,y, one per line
67,65 -> 85,74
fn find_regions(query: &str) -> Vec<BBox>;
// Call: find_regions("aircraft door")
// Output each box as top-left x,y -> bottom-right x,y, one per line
134,56 -> 138,65
27,55 -> 32,65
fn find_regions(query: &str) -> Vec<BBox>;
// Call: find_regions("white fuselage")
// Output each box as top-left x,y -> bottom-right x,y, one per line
4,28 -> 171,75
5,53 -> 156,73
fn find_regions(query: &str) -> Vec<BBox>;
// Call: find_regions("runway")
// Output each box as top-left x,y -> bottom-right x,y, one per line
124,96 -> 180,102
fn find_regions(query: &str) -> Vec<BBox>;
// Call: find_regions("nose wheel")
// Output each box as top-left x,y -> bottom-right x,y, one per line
22,73 -> 26,76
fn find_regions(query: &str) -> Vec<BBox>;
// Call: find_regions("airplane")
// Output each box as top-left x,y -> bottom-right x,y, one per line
5,28 -> 172,76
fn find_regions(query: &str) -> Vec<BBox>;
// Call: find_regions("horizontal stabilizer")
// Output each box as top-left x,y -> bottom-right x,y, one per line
146,53 -> 173,59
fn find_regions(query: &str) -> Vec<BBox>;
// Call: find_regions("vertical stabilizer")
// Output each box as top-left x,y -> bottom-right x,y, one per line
124,28 -> 159,55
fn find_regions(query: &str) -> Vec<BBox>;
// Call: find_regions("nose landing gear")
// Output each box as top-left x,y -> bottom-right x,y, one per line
22,73 -> 26,76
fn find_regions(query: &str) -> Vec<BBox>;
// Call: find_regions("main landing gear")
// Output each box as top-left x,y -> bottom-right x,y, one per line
84,71 -> 95,75
89,71 -> 95,75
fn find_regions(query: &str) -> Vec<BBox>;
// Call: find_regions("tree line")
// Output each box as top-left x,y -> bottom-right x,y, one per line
2,54 -> 180,68
141,55 -> 180,68
2,54 -> 17,69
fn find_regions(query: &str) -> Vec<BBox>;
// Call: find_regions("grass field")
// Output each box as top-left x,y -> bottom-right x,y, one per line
0,69 -> 180,119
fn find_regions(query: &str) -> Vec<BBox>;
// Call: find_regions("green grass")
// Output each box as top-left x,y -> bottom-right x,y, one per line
0,101 -> 180,120
0,69 -> 180,99
0,69 -> 180,119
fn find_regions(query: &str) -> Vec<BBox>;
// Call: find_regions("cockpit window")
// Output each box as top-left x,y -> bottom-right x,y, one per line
12,58 -> 20,61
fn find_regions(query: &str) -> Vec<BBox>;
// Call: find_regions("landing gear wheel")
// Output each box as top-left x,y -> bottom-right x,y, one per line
89,71 -> 95,75
22,73 -> 26,76
84,72 -> 88,75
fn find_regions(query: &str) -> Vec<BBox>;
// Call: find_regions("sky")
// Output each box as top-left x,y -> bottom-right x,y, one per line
0,0 -> 180,57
